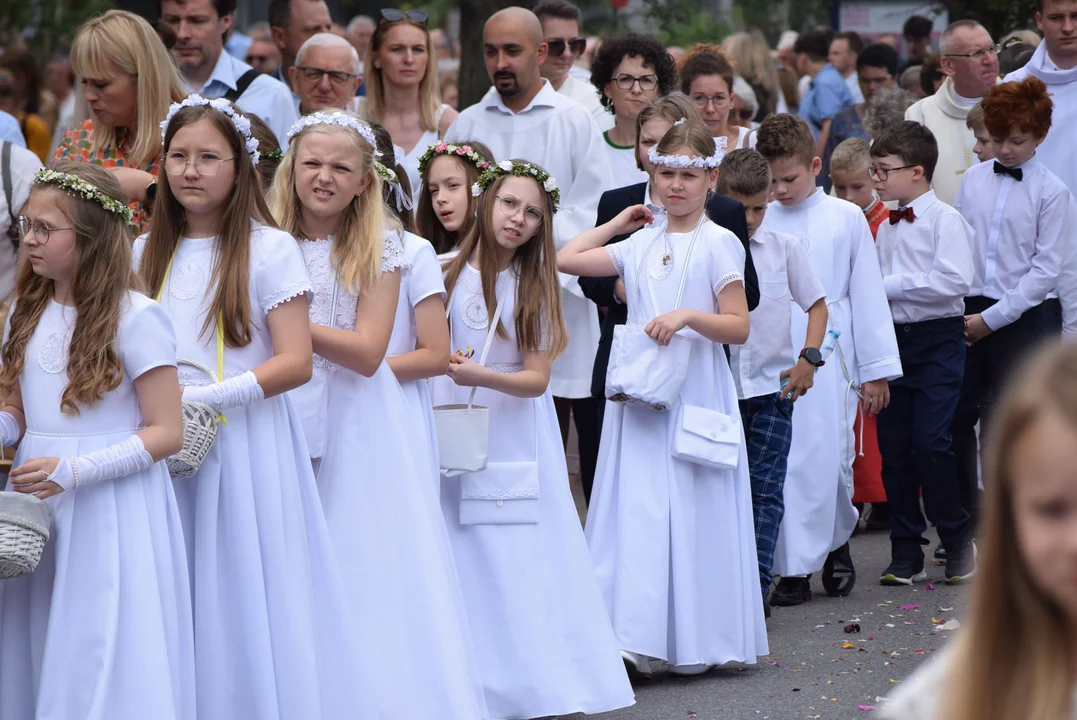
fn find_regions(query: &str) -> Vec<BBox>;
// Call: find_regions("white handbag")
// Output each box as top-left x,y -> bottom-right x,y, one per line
605,214 -> 706,412
672,404 -> 741,470
433,286 -> 507,477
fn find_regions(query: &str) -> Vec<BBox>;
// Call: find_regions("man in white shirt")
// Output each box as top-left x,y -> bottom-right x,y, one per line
830,31 -> 866,104
0,111 -> 24,148
290,33 -> 362,115
160,0 -> 300,146
268,0 -> 334,98
905,20 -> 1000,204
533,0 -> 613,130
445,6 -> 611,483
0,141 -> 39,300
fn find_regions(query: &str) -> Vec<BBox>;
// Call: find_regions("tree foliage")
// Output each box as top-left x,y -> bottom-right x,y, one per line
0,0 -> 115,59
933,0 -> 1039,39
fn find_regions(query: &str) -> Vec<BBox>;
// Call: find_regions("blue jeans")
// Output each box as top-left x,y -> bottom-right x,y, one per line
739,392 -> 794,601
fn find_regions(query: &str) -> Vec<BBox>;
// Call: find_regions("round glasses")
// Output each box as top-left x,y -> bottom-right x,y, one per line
613,73 -> 658,92
296,66 -> 358,87
164,152 -> 235,176
495,195 -> 544,226
17,216 -> 73,245
692,93 -> 729,110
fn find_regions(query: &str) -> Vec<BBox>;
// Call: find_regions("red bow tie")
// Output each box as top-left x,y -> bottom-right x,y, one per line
889,207 -> 915,225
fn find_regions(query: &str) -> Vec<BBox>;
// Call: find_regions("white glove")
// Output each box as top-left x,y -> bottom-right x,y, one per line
181,371 -> 264,413
47,435 -> 154,492
0,411 -> 21,447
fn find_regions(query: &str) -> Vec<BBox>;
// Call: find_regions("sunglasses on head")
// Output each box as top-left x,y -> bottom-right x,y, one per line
546,37 -> 586,57
379,8 -> 428,26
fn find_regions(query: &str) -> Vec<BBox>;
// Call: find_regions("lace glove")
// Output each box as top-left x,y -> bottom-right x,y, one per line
181,371 -> 264,413
0,411 -> 20,448
47,435 -> 154,492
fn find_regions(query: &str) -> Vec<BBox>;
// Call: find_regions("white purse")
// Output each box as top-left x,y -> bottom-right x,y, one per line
605,215 -> 706,412
672,404 -> 741,470
433,286 -> 507,477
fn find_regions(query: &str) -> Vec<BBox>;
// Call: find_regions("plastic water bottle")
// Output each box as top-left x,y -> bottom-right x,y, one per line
779,329 -> 841,399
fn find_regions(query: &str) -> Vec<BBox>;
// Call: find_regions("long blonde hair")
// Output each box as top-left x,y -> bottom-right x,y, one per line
70,10 -> 187,167
0,163 -> 136,414
943,342 -> 1077,720
443,170 -> 567,357
362,16 -> 442,133
722,30 -> 780,116
267,119 -> 394,295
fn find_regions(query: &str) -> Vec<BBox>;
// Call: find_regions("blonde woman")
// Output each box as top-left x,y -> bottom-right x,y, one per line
722,30 -> 780,119
53,10 -> 186,234
358,9 -> 456,191
881,343 -> 1077,720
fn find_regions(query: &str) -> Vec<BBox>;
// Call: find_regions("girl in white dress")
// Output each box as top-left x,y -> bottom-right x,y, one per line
432,160 -> 634,719
269,110 -> 487,720
136,97 -> 364,720
558,120 -> 769,675
0,163 -> 194,720
415,140 -> 495,259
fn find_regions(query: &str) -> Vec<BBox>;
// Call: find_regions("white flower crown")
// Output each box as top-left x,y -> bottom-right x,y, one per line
470,160 -> 560,212
33,168 -> 135,224
647,134 -> 727,170
161,94 -> 260,166
286,112 -> 380,155
374,160 -> 413,213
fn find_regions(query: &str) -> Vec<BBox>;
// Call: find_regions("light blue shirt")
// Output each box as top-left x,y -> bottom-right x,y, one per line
799,64 -> 854,138
225,31 -> 252,61
192,51 -> 299,148
0,111 -> 26,148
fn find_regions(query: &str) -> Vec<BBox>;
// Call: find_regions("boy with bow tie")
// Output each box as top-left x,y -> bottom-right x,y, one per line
871,120 -> 976,587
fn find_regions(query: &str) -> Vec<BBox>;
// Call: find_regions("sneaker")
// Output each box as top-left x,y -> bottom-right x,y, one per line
946,542 -> 978,584
770,576 -> 812,606
934,545 -> 946,564
880,558 -> 928,586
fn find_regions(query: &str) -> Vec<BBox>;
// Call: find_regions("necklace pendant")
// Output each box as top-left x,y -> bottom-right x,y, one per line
649,250 -> 675,280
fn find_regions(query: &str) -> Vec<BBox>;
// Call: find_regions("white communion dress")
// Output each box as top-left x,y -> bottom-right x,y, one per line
430,260 -> 635,719
134,223 -> 366,720
291,231 -> 488,719
386,230 -> 446,491
585,218 -> 769,668
0,292 -> 195,720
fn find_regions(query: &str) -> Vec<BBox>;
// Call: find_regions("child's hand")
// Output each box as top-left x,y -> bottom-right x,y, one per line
779,358 -> 816,401
861,379 -> 890,416
611,205 -> 654,235
446,355 -> 487,387
645,309 -> 690,346
963,314 -> 991,346
10,456 -> 64,499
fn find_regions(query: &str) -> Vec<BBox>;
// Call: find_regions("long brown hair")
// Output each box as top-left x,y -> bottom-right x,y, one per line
139,104 -> 273,348
443,169 -> 567,357
363,15 -> 441,132
416,139 -> 494,255
368,120 -> 416,233
942,342 -> 1077,720
0,163 -> 136,414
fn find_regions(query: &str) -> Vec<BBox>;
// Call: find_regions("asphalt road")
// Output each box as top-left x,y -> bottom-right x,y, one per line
562,523 -> 968,720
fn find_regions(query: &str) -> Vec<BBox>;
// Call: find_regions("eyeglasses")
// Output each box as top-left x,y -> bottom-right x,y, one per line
164,152 -> 236,176
613,73 -> 658,91
869,164 -> 916,181
546,37 -> 586,57
495,195 -> 544,226
944,44 -> 1000,60
296,66 -> 358,86
17,216 -> 73,245
379,8 -> 428,25
691,93 -> 728,109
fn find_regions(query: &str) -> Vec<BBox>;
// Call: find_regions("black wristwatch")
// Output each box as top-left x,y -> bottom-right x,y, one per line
799,347 -> 824,367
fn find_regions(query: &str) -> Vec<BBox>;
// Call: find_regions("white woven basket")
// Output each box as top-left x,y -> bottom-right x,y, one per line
0,491 -> 52,579
168,359 -> 219,479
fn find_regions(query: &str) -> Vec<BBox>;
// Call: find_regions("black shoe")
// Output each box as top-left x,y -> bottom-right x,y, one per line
934,545 -> 946,564
764,602 -> 771,619
770,576 -> 812,606
822,543 -> 857,597
880,557 -> 928,586
946,542 -> 977,584
864,503 -> 892,531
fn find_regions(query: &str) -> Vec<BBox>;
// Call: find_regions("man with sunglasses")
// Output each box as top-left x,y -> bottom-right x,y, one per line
533,0 -> 612,129
291,33 -> 362,115
161,0 -> 299,146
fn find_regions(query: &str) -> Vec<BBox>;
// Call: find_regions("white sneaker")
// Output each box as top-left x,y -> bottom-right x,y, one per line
620,650 -> 652,675
667,663 -> 715,676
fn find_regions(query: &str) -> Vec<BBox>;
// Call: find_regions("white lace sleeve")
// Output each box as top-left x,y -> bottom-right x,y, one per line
714,272 -> 744,296
382,232 -> 408,274
606,244 -> 625,278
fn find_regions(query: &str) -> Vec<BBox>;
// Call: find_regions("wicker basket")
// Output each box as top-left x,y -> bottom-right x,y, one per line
0,491 -> 52,579
168,360 -> 219,479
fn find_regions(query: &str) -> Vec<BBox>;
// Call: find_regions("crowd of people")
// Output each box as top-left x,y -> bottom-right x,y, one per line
0,0 -> 1075,718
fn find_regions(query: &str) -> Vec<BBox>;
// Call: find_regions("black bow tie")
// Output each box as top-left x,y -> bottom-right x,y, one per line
993,162 -> 1023,182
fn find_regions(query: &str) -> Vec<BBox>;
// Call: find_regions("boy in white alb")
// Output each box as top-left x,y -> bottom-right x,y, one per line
721,149 -> 829,611
755,114 -> 902,607
870,121 -> 977,585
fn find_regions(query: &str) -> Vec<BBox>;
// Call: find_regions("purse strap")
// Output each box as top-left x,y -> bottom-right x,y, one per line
445,278 -> 509,409
630,211 -> 708,322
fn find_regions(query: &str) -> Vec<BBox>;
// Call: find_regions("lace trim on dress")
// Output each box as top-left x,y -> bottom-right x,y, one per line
460,486 -> 540,500
170,262 -> 206,301
381,233 -> 409,274
262,282 -> 313,313
489,362 -> 524,373
606,245 -> 625,278
179,367 -> 245,386
38,332 -> 71,374
714,271 -> 744,297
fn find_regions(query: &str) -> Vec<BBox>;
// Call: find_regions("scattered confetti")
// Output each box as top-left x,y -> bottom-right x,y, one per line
844,623 -> 861,634
925,583 -> 935,590
934,619 -> 961,632
940,606 -> 954,612
899,604 -> 921,610
842,642 -> 856,649
889,678 -> 900,684
858,706 -> 876,712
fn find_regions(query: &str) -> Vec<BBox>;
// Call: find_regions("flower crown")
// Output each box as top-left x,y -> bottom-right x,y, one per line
647,137 -> 726,170
418,142 -> 492,177
286,112 -> 380,155
471,160 -> 560,213
374,160 -> 413,212
161,94 -> 260,166
33,168 -> 134,224
260,147 -> 284,162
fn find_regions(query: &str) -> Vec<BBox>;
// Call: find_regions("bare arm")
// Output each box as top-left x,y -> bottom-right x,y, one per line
645,280 -> 750,346
557,204 -> 653,277
387,294 -> 451,383
445,348 -> 553,399
132,365 -> 184,460
254,296 -> 315,396
311,270 -> 401,377
780,296 -> 830,400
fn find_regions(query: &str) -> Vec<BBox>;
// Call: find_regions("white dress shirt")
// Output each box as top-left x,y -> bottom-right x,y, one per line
192,51 -> 300,148
445,79 -> 612,398
876,189 -> 974,324
954,155 -> 1072,331
557,74 -> 614,131
729,226 -> 826,399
